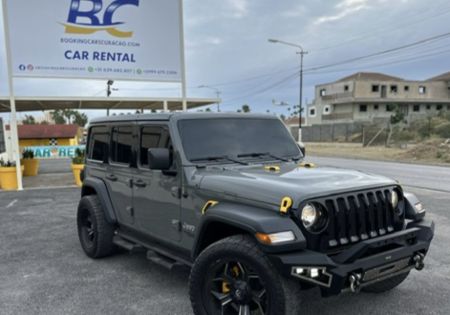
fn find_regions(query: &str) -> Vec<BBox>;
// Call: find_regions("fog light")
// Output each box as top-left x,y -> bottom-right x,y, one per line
291,266 -> 332,287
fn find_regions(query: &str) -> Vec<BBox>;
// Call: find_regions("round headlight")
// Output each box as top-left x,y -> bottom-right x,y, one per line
391,191 -> 399,209
301,204 -> 319,229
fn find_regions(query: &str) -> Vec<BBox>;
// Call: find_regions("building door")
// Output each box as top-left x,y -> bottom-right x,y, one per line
132,124 -> 181,242
381,85 -> 387,98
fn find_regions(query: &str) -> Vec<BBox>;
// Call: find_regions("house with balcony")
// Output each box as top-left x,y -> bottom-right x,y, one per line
308,72 -> 450,125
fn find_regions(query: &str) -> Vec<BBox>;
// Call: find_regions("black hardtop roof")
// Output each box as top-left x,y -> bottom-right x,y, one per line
89,112 -> 278,124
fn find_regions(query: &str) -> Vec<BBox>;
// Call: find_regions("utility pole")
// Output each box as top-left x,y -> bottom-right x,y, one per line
106,80 -> 114,116
198,85 -> 222,112
268,39 -> 308,142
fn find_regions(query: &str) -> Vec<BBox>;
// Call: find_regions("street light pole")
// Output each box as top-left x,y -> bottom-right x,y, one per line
198,85 -> 222,112
268,39 -> 308,142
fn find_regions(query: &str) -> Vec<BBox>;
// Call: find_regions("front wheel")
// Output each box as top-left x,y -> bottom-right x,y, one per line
189,235 -> 301,315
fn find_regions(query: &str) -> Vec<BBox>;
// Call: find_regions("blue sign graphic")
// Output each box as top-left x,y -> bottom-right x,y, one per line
23,146 -> 85,159
65,0 -> 140,38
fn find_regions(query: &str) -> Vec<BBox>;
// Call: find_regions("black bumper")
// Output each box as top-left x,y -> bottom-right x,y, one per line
269,219 -> 434,296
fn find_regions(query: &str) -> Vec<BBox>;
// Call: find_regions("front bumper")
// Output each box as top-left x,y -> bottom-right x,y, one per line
269,219 -> 434,296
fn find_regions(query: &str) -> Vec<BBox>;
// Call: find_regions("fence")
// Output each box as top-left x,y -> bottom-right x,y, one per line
300,123 -> 364,143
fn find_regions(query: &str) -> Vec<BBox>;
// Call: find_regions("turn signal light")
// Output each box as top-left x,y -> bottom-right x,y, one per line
255,231 -> 295,245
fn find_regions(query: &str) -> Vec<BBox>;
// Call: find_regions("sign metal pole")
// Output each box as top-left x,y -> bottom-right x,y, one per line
2,0 -> 23,190
179,0 -> 187,112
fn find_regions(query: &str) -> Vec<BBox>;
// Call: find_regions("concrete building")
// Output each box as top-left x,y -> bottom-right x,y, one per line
308,72 -> 450,125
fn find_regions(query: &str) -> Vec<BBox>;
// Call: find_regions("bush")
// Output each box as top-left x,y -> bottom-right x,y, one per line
435,122 -> 450,139
0,159 -> 16,167
22,149 -> 34,159
72,148 -> 85,165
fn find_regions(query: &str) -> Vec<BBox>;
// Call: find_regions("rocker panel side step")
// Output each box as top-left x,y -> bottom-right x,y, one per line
146,250 -> 186,270
113,235 -> 145,253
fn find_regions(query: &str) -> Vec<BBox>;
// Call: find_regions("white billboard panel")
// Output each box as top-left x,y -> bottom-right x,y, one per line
5,0 -> 182,82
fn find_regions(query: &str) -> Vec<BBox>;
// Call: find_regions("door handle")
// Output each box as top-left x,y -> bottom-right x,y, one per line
134,179 -> 147,188
106,174 -> 118,182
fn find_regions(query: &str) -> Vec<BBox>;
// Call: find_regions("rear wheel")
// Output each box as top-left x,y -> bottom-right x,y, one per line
362,272 -> 410,293
77,195 -> 115,258
189,235 -> 301,315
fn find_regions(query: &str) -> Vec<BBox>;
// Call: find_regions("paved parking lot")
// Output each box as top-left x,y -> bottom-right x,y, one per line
1,159 -> 450,314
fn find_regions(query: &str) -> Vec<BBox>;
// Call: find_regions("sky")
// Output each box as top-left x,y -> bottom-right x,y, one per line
2,0 -> 450,121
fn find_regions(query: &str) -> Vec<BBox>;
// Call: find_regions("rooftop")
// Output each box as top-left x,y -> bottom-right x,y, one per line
337,72 -> 404,82
6,124 -> 80,139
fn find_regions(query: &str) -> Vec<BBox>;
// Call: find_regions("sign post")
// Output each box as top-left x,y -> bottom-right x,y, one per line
2,0 -> 23,190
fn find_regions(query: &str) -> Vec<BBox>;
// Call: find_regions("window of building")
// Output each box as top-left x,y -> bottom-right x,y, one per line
374,104 -> 379,110
344,85 -> 349,91
88,126 -> 108,162
320,89 -> 326,96
413,104 -> 420,112
386,104 -> 395,112
359,104 -> 368,112
448,105 -> 450,110
390,85 -> 398,93
419,86 -> 427,94
437,104 -> 443,111
426,104 -> 431,110
110,126 -> 133,164
323,105 -> 331,115
309,107 -> 316,117
372,85 -> 380,92
404,85 -> 410,92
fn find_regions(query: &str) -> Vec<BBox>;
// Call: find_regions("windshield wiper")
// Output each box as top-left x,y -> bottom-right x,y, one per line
237,152 -> 292,162
191,155 -> 249,165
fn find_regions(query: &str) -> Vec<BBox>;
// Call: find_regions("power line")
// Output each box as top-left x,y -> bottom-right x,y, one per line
304,31 -> 450,72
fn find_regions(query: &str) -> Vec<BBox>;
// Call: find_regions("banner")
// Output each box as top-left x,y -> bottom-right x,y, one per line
5,0 -> 182,82
22,146 -> 86,159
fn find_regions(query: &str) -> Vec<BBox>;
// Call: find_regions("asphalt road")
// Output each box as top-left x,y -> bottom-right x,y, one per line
309,156 -> 450,193
0,158 -> 449,315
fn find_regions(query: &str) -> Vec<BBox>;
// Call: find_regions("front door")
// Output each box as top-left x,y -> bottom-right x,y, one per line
105,125 -> 134,227
133,124 -> 181,242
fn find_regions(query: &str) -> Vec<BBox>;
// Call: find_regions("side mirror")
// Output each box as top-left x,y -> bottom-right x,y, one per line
298,142 -> 306,156
148,148 -> 171,170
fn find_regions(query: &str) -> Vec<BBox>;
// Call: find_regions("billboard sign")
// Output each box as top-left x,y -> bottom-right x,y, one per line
5,0 -> 182,82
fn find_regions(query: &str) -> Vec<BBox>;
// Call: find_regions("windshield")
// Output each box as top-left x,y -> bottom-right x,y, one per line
178,118 -> 301,163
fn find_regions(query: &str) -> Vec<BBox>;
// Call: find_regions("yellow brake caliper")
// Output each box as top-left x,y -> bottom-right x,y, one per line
222,265 -> 240,293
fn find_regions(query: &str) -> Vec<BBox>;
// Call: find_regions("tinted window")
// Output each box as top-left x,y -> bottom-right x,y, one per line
111,126 -> 133,164
178,118 -> 300,161
140,126 -> 163,166
88,126 -> 108,161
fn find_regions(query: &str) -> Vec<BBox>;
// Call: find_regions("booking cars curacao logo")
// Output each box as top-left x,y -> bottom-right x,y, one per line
62,0 -> 139,38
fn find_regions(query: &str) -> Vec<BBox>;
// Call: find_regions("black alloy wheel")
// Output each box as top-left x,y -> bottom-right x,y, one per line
205,260 -> 268,315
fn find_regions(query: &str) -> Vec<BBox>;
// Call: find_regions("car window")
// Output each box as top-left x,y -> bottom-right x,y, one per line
140,126 -> 164,166
88,126 -> 108,162
111,126 -> 133,165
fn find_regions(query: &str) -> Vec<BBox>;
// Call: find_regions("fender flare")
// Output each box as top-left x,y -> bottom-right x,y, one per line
192,202 -> 306,258
81,177 -> 118,224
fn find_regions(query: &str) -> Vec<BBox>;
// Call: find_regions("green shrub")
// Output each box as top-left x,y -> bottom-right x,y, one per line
72,148 -> 85,165
435,122 -> 450,139
22,149 -> 34,159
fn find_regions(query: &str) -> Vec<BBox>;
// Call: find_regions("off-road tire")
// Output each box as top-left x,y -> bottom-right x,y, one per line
362,271 -> 410,293
77,195 -> 115,258
189,234 -> 301,315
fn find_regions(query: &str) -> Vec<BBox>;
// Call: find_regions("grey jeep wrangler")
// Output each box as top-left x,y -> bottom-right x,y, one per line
77,113 -> 434,315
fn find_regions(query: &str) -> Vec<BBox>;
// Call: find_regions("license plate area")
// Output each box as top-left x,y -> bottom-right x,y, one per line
363,257 -> 411,282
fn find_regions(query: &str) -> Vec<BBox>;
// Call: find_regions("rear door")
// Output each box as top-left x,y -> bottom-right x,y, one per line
105,125 -> 135,228
133,124 -> 182,242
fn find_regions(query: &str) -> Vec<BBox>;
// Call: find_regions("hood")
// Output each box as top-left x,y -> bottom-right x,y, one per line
194,163 -> 397,209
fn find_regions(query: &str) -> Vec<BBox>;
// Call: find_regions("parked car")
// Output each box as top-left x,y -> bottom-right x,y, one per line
77,113 -> 434,315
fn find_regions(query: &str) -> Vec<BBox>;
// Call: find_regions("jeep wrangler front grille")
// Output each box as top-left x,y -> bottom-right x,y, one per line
303,187 -> 405,252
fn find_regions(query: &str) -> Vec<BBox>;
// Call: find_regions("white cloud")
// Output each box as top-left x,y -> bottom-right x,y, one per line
226,0 -> 248,18
314,0 -> 370,25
